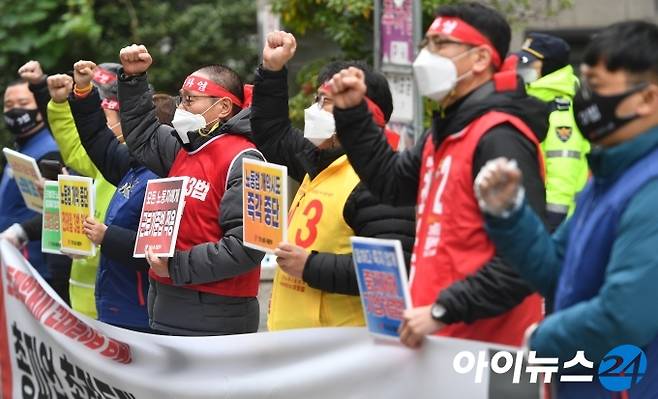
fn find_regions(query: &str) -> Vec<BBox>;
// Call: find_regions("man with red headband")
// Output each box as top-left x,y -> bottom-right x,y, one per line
329,2 -> 548,347
117,44 -> 264,336
251,31 -> 415,330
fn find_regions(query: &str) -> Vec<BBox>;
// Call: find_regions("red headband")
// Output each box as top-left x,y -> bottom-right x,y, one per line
93,67 -> 117,86
364,97 -> 385,128
182,75 -> 243,108
426,16 -> 502,69
101,98 -> 120,111
242,84 -> 254,109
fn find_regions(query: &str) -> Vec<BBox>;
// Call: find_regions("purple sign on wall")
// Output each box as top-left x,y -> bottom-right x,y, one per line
380,0 -> 414,66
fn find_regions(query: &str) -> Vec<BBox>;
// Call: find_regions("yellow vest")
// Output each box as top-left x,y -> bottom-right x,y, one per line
268,155 -> 365,330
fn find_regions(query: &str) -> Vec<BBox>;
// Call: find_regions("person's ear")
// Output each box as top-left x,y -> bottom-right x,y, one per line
214,97 -> 234,120
471,47 -> 493,74
636,84 -> 658,117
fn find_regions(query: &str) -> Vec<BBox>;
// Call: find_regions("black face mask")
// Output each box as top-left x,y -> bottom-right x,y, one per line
3,108 -> 40,136
573,82 -> 647,142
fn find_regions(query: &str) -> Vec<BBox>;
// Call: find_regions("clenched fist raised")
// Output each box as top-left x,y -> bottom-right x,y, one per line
73,60 -> 97,89
18,60 -> 45,85
327,67 -> 367,109
119,44 -> 152,76
262,31 -> 297,72
46,74 -> 73,104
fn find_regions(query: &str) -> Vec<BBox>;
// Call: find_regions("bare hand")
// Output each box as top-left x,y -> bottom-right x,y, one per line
46,74 -> 73,103
119,44 -> 152,76
18,60 -> 45,85
262,31 -> 297,72
146,246 -> 170,278
398,305 -> 445,348
73,60 -> 97,89
83,217 -> 107,245
328,67 -> 367,109
274,242 -> 310,279
474,158 -> 523,217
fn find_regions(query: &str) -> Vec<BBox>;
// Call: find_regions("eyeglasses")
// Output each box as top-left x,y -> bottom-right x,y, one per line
313,93 -> 333,109
424,37 -> 473,53
175,94 -> 217,107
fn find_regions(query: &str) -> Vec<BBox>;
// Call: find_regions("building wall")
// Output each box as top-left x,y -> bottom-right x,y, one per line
511,0 -> 657,63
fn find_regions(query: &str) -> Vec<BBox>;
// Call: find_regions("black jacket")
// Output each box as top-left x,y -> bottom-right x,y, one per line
334,79 -> 548,323
250,66 -> 415,296
117,72 -> 264,287
68,87 -> 150,271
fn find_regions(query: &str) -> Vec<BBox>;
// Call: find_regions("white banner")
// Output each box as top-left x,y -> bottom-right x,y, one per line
0,240 -> 540,399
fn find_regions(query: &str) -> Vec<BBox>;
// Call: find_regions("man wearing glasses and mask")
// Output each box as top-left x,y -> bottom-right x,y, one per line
329,2 -> 548,348
117,44 -> 264,336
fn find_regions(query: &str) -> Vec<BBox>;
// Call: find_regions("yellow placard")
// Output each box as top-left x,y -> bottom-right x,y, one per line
242,159 -> 288,252
58,175 -> 95,256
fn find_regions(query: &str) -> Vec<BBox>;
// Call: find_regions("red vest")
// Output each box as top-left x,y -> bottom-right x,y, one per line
150,134 -> 261,297
411,111 -> 544,346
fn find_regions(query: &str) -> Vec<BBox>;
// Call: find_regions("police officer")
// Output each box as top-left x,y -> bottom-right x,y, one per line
517,33 -> 590,231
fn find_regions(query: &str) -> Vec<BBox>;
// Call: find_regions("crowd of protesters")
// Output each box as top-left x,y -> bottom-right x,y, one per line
1,2 -> 657,397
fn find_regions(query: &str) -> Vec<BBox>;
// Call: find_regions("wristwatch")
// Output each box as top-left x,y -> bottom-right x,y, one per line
430,303 -> 447,322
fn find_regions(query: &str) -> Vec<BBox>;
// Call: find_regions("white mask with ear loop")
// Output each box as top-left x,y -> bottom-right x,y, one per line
171,99 -> 221,144
412,47 -> 476,102
303,102 -> 336,147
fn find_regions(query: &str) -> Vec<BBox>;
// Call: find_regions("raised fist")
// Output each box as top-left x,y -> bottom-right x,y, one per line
73,60 -> 97,89
47,74 -> 74,104
18,60 -> 45,85
474,158 -> 523,217
262,31 -> 297,72
119,44 -> 152,76
327,67 -> 367,109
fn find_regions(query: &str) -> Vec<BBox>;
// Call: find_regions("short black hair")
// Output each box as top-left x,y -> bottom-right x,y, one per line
435,2 -> 511,67
4,78 -> 28,93
195,64 -> 244,115
317,60 -> 394,122
583,21 -> 658,81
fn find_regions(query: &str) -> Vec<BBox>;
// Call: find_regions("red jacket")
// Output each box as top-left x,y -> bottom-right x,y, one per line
411,111 -> 544,346
150,134 -> 260,297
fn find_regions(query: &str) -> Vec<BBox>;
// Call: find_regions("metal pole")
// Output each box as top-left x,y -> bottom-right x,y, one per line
412,0 -> 423,142
373,0 -> 382,72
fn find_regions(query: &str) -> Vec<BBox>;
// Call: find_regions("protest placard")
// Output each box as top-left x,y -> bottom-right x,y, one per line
58,175 -> 95,256
2,148 -> 43,212
41,181 -> 61,254
242,159 -> 288,252
351,236 -> 411,339
133,176 -> 187,258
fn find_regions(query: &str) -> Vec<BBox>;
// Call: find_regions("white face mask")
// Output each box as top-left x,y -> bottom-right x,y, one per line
303,103 -> 335,147
171,100 -> 220,144
412,48 -> 472,102
518,67 -> 539,84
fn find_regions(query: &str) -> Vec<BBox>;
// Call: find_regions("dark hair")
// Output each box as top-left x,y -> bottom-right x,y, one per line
153,93 -> 176,126
317,60 -> 394,122
4,78 -> 28,92
195,64 -> 244,116
435,2 -> 511,67
583,21 -> 658,80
